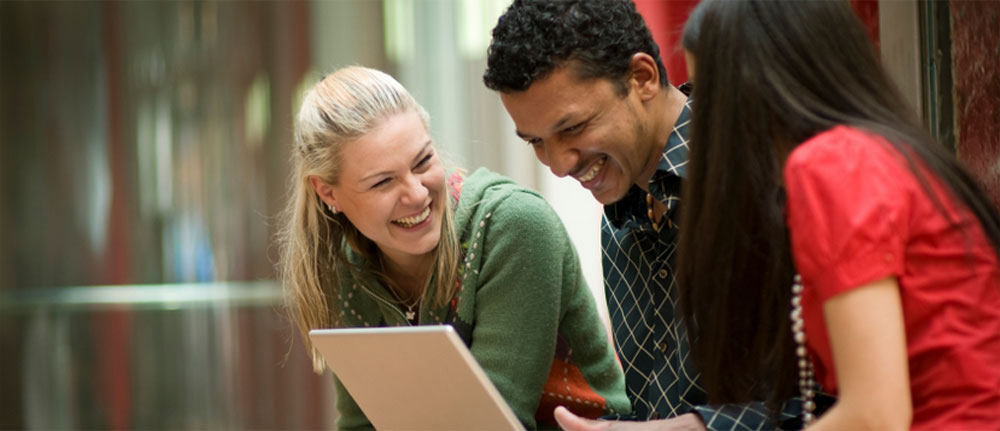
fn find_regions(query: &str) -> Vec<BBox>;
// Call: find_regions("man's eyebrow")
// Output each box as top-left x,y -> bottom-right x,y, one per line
550,113 -> 575,132
514,113 -> 576,140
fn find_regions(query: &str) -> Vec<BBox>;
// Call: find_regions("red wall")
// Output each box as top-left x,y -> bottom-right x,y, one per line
633,0 -> 700,87
635,0 -> 880,87
951,1 -> 1000,208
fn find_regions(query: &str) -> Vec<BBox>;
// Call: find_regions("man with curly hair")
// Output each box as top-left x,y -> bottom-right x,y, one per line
484,1 -> 800,429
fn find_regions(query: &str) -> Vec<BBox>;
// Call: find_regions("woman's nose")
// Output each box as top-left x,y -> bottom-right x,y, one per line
399,173 -> 429,205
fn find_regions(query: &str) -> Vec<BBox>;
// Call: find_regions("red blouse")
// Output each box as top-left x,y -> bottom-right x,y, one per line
784,126 -> 1000,430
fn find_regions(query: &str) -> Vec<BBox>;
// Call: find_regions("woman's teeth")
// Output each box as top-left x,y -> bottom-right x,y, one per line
393,206 -> 431,228
577,157 -> 606,182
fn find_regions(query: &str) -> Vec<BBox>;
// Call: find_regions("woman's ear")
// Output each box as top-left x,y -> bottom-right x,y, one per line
309,175 -> 338,211
629,52 -> 662,101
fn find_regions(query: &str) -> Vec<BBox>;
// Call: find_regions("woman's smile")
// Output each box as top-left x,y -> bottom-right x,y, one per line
392,204 -> 432,229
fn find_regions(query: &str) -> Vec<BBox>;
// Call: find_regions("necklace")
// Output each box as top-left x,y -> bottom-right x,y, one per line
791,274 -> 817,426
403,302 -> 417,321
389,284 -> 425,323
646,193 -> 661,232
381,258 -> 428,323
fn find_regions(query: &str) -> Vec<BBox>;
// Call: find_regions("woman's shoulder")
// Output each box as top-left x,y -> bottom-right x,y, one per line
785,125 -> 907,180
457,168 -> 561,230
464,167 -> 526,193
793,125 -> 891,156
461,168 -> 545,207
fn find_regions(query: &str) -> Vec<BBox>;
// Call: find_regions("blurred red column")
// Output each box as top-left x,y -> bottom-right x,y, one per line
634,0 -> 699,87
850,0 -> 880,51
99,2 -> 133,430
634,0 -> 879,88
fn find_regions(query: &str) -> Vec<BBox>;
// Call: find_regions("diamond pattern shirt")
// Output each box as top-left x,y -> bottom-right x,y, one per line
601,85 -> 798,429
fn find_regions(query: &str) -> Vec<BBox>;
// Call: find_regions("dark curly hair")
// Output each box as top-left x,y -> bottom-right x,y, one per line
483,0 -> 667,96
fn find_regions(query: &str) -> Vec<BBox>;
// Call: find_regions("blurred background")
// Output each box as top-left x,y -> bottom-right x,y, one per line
1,0 -> 997,429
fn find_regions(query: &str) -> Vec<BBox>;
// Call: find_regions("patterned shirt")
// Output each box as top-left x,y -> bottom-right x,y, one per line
601,85 -> 798,429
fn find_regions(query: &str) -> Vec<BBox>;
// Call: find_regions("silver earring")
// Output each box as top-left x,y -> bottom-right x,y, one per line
326,203 -> 338,214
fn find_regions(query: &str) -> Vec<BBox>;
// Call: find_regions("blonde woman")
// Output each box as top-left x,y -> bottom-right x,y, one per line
277,66 -> 630,430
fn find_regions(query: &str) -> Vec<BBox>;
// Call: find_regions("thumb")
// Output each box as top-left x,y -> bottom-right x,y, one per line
553,406 -> 611,431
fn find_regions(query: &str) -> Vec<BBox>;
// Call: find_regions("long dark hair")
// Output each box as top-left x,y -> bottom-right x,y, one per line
677,0 -> 1000,413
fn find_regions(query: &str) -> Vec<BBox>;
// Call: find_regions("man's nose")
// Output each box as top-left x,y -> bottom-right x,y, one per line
542,142 -> 580,178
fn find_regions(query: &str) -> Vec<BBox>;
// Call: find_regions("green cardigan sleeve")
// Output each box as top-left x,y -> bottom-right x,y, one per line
468,188 -> 576,429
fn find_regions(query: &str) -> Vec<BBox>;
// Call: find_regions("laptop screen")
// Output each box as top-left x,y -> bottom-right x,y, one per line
309,325 -> 525,431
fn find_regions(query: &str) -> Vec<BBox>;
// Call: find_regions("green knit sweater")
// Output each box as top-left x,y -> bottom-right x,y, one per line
331,168 -> 630,430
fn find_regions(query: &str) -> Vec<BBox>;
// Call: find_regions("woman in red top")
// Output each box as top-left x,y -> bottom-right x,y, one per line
676,1 -> 1000,430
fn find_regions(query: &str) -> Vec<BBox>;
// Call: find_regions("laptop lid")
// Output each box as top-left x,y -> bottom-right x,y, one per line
308,325 -> 525,431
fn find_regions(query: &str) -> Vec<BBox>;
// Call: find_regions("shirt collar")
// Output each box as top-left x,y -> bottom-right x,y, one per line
604,84 -> 693,226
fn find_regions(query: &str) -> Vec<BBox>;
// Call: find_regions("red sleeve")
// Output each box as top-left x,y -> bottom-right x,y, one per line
783,127 -> 909,301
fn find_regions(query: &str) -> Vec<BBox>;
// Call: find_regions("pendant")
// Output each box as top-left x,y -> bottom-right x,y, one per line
405,310 -> 416,321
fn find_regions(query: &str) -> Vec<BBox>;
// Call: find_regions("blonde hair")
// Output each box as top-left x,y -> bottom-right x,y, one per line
277,66 -> 460,373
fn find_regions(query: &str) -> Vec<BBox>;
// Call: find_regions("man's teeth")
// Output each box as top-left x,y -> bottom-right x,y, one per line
393,206 -> 431,227
577,158 -> 606,182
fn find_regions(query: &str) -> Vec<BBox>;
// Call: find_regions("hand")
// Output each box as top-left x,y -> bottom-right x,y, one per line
553,406 -> 706,431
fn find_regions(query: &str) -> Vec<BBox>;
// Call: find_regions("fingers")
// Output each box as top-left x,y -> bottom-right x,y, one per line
553,406 -> 611,431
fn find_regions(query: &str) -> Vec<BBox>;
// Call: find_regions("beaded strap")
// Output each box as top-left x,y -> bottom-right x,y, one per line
645,193 -> 661,232
791,274 -> 818,426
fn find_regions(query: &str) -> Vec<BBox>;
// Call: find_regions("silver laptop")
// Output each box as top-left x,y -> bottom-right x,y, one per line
309,325 -> 525,431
